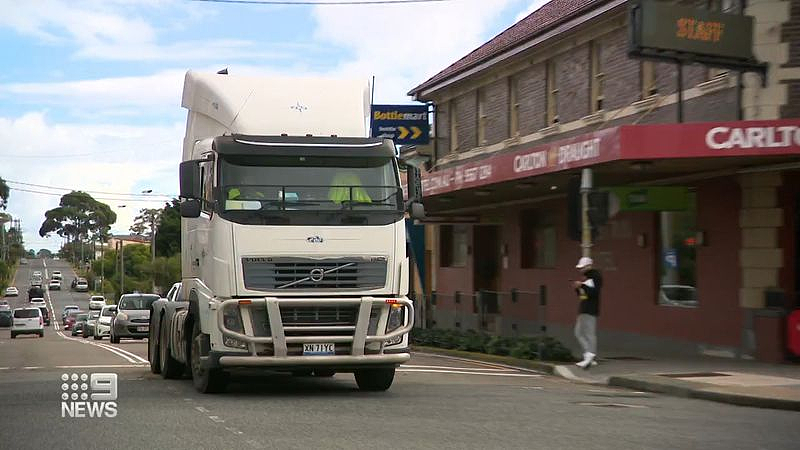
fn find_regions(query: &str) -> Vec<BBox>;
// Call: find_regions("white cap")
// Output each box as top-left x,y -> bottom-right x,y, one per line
576,257 -> 593,269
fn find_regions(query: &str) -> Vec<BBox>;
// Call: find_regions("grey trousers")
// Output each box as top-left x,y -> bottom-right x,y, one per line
574,314 -> 597,355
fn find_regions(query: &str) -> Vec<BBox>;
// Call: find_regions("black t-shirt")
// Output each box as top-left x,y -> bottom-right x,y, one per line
576,269 -> 602,316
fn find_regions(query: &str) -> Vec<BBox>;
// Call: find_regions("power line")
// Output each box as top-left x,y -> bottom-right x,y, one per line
191,0 -> 453,5
5,180 -> 175,198
9,187 -> 174,203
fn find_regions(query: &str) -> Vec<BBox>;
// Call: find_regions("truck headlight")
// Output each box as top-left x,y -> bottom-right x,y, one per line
222,305 -> 244,333
223,336 -> 248,349
386,304 -> 405,333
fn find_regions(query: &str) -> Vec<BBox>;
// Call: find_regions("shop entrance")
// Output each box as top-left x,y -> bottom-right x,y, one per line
473,225 -> 500,331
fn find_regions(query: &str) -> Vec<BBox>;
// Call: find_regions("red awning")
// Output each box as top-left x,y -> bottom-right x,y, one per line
422,119 -> 800,197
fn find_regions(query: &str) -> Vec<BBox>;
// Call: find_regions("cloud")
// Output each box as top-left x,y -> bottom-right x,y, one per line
0,111 -> 182,251
310,0 -> 519,103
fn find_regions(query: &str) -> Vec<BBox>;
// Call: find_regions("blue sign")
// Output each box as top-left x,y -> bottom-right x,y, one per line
664,249 -> 678,269
370,104 -> 430,145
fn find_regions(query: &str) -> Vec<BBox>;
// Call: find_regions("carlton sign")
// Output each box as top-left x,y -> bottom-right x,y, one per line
705,125 -> 800,150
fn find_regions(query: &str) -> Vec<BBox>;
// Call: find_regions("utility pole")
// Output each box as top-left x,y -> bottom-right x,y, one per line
580,168 -> 593,258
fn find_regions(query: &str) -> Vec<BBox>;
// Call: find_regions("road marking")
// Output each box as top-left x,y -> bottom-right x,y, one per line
96,344 -> 141,364
397,368 -> 542,377
225,427 -> 244,435
401,364 -> 513,372
577,402 -> 648,409
522,386 -> 544,390
195,406 -> 210,413
23,366 -> 43,370
98,343 -> 149,364
416,352 -> 546,373
0,367 -> 10,370
209,415 -> 225,423
56,364 -> 147,369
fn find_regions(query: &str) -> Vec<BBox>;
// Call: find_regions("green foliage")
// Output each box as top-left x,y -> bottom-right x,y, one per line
0,176 -> 8,210
154,200 -> 180,257
151,255 -> 181,293
39,191 -> 117,252
410,328 -> 575,362
0,261 -> 10,290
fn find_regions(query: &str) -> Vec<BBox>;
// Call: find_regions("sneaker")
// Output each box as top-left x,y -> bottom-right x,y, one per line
576,352 -> 596,370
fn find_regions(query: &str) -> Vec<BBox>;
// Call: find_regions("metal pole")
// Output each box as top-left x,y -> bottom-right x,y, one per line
151,219 -> 157,293
580,168 -> 593,258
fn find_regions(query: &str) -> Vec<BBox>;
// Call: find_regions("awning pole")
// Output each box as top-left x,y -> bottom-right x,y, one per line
580,168 -> 593,258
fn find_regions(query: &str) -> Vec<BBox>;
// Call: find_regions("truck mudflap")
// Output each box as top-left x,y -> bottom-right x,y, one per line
212,296 -> 413,368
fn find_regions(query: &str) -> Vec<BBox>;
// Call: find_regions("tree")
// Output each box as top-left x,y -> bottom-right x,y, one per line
39,191 -> 116,262
37,249 -> 53,258
155,200 -> 181,257
0,176 -> 8,210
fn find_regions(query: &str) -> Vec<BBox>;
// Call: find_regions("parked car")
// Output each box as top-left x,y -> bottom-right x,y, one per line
0,310 -> 12,327
94,305 -> 117,340
28,286 -> 44,301
4,286 -> 18,297
110,294 -> 159,343
72,313 -> 89,336
89,295 -> 106,310
84,310 -> 101,338
11,307 -> 44,338
48,280 -> 61,290
62,305 -> 80,324
64,309 -> 83,331
74,278 -> 89,292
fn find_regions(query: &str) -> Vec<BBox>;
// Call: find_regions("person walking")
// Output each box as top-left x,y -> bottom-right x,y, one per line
573,256 -> 602,369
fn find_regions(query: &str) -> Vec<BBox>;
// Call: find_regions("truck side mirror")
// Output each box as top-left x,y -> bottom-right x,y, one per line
179,160 -> 202,199
409,202 -> 425,220
406,165 -> 423,203
180,199 -> 202,218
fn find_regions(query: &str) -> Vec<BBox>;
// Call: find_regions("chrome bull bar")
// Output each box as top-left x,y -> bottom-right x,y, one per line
216,297 -> 414,358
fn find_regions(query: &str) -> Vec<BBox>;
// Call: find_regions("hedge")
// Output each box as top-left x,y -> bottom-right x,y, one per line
411,328 -> 575,362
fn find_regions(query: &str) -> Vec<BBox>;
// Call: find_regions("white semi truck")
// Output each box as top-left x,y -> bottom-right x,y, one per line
148,70 -> 423,393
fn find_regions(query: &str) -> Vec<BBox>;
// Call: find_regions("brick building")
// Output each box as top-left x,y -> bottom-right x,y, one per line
407,0 -> 800,361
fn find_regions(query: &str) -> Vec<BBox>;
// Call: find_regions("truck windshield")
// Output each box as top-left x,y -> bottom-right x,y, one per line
218,155 -> 403,225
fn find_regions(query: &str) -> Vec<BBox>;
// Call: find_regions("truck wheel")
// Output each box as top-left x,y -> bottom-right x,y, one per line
93,333 -> 101,340
148,319 -> 161,374
314,369 -> 336,378
10,332 -> 15,339
190,320 -> 228,393
160,321 -> 183,379
354,368 -> 395,392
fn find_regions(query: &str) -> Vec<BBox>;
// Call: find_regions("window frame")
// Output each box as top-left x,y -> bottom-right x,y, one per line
477,88 -> 487,145
448,100 -> 458,153
546,60 -> 559,125
590,40 -> 605,113
641,61 -> 657,99
508,76 -> 520,137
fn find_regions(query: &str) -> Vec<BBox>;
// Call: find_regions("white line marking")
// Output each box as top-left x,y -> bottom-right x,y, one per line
0,367 -> 10,370
209,415 -> 225,423
225,427 -> 244,435
56,364 -> 147,369
100,344 -> 149,364
397,369 -> 542,377
401,364 -> 513,372
195,406 -> 209,413
23,366 -> 43,370
96,344 -> 140,364
522,386 -> 544,390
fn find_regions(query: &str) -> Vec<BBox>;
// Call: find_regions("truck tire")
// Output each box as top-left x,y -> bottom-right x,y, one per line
93,333 -> 101,340
160,321 -> 183,379
354,368 -> 395,392
148,318 -> 161,374
190,319 -> 228,393
10,332 -> 15,339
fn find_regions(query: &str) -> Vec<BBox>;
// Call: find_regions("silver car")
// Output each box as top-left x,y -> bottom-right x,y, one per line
109,294 -> 159,343
84,310 -> 101,338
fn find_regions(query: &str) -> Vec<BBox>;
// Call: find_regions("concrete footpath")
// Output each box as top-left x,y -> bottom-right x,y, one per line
413,346 -> 800,411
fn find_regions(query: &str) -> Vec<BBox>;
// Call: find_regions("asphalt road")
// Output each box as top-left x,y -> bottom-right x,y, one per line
1,258 -> 799,450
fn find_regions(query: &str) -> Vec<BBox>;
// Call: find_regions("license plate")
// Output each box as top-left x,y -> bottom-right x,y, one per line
136,326 -> 149,332
303,343 -> 335,356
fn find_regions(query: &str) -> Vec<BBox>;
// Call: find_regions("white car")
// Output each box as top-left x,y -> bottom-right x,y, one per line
94,305 -> 117,340
48,280 -> 61,290
75,279 -> 89,292
11,307 -> 44,338
30,297 -> 46,307
4,287 -> 18,297
51,271 -> 62,281
89,295 -> 106,310
32,271 -> 42,277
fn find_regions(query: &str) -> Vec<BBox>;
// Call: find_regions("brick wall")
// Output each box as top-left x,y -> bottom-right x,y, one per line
598,27 -> 640,110
783,0 -> 800,67
484,78 -> 509,145
516,64 -> 547,135
555,43 -> 590,123
454,91 -> 477,151
781,80 -> 800,117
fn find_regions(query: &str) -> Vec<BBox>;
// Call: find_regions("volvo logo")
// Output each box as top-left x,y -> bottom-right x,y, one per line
309,268 -> 325,282
306,236 -> 324,243
290,101 -> 308,113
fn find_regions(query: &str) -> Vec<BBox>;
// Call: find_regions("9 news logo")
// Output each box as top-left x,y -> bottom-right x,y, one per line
60,373 -> 118,418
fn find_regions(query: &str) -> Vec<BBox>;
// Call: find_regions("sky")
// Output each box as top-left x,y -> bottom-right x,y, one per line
0,0 -> 548,252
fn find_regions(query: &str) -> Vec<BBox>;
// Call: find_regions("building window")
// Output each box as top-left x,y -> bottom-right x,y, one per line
509,76 -> 520,137
657,192 -> 698,307
520,210 -> 557,269
477,88 -> 487,145
641,61 -> 657,98
546,60 -> 559,125
448,100 -> 458,153
590,41 -> 604,113
440,224 -> 468,267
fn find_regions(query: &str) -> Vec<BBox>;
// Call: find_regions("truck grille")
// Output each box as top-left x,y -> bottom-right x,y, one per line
281,306 -> 358,326
242,257 -> 387,290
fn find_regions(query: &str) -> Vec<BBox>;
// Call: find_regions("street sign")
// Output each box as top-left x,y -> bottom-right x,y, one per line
607,187 -> 689,213
370,104 -> 430,145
